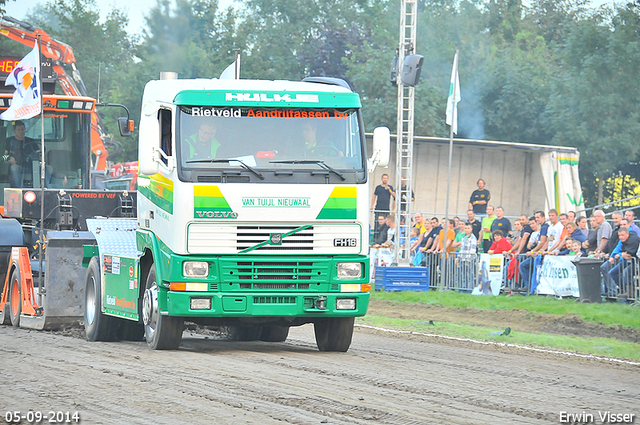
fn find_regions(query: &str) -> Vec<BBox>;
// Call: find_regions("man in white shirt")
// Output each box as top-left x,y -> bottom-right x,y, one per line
546,209 -> 564,253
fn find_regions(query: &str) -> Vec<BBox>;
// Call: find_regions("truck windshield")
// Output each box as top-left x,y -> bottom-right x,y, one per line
0,113 -> 89,203
177,106 -> 365,180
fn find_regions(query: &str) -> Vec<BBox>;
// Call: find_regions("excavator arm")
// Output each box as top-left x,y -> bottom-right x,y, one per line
0,16 -> 110,170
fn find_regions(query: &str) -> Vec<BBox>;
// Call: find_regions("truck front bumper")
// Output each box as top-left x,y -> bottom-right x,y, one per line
164,290 -> 370,318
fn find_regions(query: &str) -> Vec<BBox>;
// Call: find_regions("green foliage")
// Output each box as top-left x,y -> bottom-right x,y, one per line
546,3 -> 640,204
4,0 -> 639,191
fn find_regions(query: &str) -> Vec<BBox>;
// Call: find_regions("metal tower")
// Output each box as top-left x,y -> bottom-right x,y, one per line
393,0 -> 418,265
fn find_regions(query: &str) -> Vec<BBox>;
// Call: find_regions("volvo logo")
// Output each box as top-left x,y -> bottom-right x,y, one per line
270,233 -> 283,245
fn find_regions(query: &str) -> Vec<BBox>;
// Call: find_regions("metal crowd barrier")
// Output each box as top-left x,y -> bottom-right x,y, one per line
372,250 -> 638,302
601,255 -> 638,301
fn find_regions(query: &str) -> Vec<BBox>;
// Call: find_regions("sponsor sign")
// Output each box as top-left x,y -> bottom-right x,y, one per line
473,254 -> 503,296
536,256 -> 579,297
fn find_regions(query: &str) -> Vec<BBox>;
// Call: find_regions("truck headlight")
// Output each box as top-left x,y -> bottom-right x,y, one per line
336,298 -> 356,310
336,262 -> 362,279
184,261 -> 208,277
190,297 -> 212,310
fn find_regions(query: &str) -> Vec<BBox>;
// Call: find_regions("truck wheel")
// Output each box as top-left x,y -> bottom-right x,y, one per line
260,325 -> 290,342
9,268 -> 21,327
142,264 -> 183,350
228,325 -> 263,341
0,304 -> 9,325
314,317 -> 355,352
85,257 -> 116,341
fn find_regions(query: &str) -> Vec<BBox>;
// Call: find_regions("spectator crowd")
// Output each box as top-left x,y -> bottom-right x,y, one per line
371,176 -> 640,299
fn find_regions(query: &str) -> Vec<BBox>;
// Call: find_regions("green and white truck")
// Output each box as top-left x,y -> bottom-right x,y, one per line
84,76 -> 390,351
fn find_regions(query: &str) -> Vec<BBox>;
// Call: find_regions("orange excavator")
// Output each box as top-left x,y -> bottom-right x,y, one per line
0,15 -> 112,170
0,16 -> 136,330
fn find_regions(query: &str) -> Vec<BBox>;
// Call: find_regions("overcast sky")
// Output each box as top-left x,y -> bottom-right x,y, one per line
4,0 -> 238,35
4,0 -> 621,36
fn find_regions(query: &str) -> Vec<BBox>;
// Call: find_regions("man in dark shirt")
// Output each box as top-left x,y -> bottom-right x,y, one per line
583,215 -> 598,254
372,215 -> 389,246
519,211 -> 549,290
371,173 -> 395,215
6,120 -> 41,187
466,209 -> 482,241
513,216 -> 534,256
468,179 -> 490,217
490,206 -> 512,235
600,212 -> 623,291
607,228 -> 640,297
603,212 -> 623,255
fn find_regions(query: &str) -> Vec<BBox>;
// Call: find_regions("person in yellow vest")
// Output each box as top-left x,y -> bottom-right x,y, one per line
185,122 -> 220,160
300,121 -> 342,157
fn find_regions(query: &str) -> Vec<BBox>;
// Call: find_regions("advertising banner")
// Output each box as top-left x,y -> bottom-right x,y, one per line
473,254 -> 503,296
535,255 -> 579,297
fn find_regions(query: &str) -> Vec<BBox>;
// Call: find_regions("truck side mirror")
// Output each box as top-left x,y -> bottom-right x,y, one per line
369,127 -> 390,172
118,117 -> 134,137
138,107 -> 160,176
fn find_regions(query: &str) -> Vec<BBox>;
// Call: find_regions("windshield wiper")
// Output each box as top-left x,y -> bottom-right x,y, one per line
186,158 -> 265,180
270,160 -> 346,181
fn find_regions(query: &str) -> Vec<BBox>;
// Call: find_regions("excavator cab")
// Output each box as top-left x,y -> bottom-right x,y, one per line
0,95 -> 93,207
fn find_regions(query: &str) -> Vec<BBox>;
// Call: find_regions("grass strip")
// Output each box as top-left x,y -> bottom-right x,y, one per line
372,291 -> 640,329
358,314 -> 640,360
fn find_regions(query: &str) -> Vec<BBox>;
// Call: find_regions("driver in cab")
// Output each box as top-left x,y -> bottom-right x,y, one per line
184,121 -> 221,160
4,120 -> 43,187
300,121 -> 343,157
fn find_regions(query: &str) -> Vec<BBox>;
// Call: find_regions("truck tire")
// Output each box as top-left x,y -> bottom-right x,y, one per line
142,264 -> 183,350
9,268 -> 21,328
260,325 -> 290,342
84,257 -> 117,341
0,303 -> 9,325
314,317 -> 355,352
228,325 -> 263,341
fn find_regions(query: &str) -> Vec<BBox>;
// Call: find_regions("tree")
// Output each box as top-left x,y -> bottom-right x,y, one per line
546,2 -> 640,205
26,0 -> 140,161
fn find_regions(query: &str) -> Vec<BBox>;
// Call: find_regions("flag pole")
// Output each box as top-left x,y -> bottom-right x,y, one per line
37,35 -> 45,293
234,49 -> 240,79
442,49 -> 459,291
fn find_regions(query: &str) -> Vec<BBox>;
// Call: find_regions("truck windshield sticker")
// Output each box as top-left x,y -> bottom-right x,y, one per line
188,106 -> 351,120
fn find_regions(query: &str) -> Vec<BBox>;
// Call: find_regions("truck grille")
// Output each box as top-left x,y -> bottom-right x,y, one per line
253,296 -> 296,304
187,223 -> 361,255
237,225 -> 314,252
221,259 -> 329,288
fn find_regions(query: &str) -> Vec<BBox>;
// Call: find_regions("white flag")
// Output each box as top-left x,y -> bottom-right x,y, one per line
219,57 -> 240,80
1,40 -> 41,120
445,51 -> 461,134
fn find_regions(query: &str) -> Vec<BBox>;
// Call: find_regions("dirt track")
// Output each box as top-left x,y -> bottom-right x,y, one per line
1,323 -> 638,425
